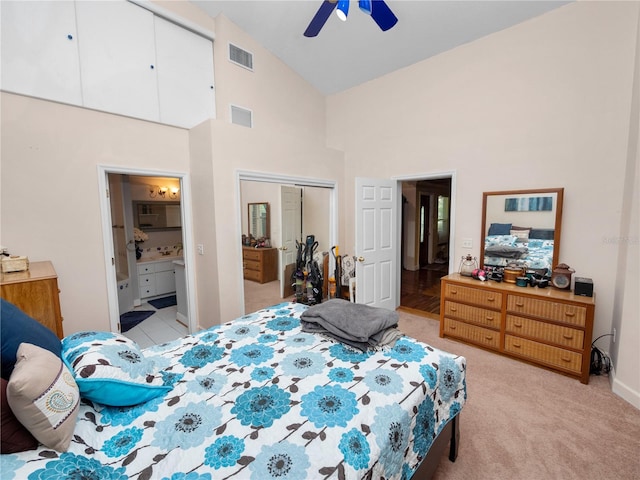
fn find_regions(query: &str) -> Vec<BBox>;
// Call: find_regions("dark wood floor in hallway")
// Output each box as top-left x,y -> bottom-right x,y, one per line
400,263 -> 449,315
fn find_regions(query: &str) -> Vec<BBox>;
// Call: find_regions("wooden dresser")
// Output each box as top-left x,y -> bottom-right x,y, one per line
1,261 -> 64,339
440,273 -> 595,384
242,247 -> 278,284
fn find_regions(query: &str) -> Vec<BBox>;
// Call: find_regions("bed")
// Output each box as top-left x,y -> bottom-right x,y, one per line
483,228 -> 555,271
1,301 -> 466,480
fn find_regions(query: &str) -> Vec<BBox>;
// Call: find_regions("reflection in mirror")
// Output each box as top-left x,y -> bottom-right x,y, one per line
480,188 -> 564,272
248,202 -> 270,240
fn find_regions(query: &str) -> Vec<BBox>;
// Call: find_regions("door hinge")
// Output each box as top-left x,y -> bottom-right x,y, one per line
106,188 -> 110,198
112,257 -> 115,265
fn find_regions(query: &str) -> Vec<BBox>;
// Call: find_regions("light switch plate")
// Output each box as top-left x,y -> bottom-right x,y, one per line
462,238 -> 472,248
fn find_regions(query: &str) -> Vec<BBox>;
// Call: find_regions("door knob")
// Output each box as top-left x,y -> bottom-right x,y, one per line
357,256 -> 365,262
280,246 -> 288,251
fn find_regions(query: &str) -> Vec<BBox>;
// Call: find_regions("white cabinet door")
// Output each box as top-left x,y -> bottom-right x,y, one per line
75,0 -> 159,122
154,16 -> 215,128
0,1 -> 82,105
155,270 -> 175,296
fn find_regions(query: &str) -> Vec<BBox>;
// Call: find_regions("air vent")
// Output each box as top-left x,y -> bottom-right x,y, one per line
230,105 -> 253,128
229,43 -> 253,70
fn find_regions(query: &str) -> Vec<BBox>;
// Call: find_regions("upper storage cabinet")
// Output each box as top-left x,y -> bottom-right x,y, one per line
75,0 -> 160,122
1,0 -> 215,129
0,1 -> 82,105
154,16 -> 215,128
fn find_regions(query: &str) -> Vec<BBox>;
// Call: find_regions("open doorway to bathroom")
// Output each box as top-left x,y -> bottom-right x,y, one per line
99,167 -> 196,348
400,177 -> 452,317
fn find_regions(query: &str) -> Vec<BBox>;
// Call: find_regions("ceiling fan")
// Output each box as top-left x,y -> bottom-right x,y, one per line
304,0 -> 398,37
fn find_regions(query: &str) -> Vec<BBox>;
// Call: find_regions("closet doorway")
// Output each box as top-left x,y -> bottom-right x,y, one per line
237,171 -> 337,314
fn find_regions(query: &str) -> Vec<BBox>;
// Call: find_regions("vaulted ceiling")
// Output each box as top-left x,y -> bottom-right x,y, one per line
191,1 -> 570,95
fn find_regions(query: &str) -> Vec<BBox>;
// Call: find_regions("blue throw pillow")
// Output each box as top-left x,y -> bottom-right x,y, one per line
61,331 -> 170,406
487,223 -> 512,236
1,299 -> 62,380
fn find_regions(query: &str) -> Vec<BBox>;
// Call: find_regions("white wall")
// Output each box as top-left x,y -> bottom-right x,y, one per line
0,93 -> 191,334
327,1 -> 640,405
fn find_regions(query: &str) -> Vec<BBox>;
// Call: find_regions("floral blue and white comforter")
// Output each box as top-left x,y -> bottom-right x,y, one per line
2,302 -> 466,480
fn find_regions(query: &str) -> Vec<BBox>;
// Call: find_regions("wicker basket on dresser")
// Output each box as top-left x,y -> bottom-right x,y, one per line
440,273 -> 595,384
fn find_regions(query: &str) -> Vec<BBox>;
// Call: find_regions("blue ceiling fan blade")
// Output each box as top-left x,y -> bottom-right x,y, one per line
359,1 -> 372,16
370,0 -> 398,31
304,0 -> 338,37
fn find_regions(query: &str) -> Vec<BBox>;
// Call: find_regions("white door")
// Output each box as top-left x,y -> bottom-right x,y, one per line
280,186 -> 302,297
355,178 -> 397,310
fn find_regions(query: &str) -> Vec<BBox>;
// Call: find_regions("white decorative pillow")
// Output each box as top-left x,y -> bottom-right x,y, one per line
61,331 -> 170,407
510,229 -> 530,242
7,343 -> 80,452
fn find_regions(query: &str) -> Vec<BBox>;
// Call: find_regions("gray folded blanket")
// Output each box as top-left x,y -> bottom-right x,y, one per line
300,299 -> 401,351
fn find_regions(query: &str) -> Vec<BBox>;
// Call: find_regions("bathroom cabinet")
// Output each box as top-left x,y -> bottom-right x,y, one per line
138,259 -> 176,299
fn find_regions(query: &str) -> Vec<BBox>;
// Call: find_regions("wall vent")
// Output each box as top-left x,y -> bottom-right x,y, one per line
229,43 -> 253,71
230,105 -> 253,128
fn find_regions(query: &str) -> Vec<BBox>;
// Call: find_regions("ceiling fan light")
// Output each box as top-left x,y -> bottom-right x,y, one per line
336,0 -> 349,21
358,0 -> 372,15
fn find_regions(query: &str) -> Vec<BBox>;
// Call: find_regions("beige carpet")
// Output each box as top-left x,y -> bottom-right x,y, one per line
396,309 -> 640,480
244,279 -> 291,313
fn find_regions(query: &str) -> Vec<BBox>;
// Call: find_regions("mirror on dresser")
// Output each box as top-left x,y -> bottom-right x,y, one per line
480,188 -> 564,273
247,202 -> 270,242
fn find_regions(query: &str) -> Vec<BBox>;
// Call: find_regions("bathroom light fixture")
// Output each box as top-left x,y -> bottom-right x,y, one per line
336,0 -> 349,21
148,185 -> 179,199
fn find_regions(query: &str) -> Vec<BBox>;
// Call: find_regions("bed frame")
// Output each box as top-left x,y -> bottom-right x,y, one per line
411,413 -> 460,479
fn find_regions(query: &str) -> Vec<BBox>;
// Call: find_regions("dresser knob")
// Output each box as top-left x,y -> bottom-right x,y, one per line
512,343 -> 522,348
515,302 -> 524,307
487,296 -> 495,302
451,289 -> 457,295
450,307 -> 457,312
513,322 -> 522,328
486,316 -> 494,321
561,357 -> 571,363
449,325 -> 456,330
562,334 -> 573,340
485,335 -> 493,340
564,311 -> 576,317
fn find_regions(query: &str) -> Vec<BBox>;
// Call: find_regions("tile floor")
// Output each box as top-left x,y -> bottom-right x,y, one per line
123,302 -> 188,349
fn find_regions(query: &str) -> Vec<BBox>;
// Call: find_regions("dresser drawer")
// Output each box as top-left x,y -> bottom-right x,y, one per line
243,249 -> 262,262
507,295 -> 586,327
444,283 -> 502,309
443,318 -> 500,350
243,269 -> 262,282
505,335 -> 582,374
243,260 -> 260,272
506,315 -> 584,350
444,301 -> 500,329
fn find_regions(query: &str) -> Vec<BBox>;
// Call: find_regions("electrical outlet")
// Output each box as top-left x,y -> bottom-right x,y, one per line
613,328 -> 616,343
197,244 -> 204,255
462,238 -> 472,249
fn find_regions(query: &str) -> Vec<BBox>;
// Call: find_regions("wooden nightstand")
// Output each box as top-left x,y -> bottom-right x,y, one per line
1,261 -> 64,339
